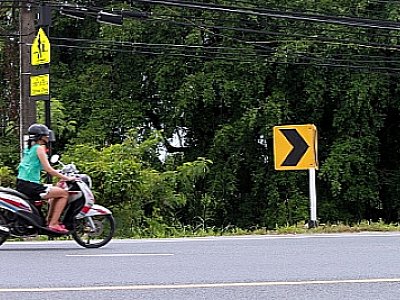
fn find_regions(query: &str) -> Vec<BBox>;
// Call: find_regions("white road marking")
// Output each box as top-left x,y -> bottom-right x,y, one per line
110,233 -> 400,243
4,232 -> 400,246
1,278 -> 400,293
66,253 -> 174,257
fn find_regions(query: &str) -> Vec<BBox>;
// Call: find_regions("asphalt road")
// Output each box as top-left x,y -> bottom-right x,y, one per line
1,233 -> 400,299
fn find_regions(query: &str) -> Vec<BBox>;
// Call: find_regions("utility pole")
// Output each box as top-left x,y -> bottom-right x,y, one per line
2,1 -> 19,131
19,0 -> 36,151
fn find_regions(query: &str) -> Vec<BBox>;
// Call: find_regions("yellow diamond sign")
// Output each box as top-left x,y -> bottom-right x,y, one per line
273,124 -> 318,170
31,28 -> 50,65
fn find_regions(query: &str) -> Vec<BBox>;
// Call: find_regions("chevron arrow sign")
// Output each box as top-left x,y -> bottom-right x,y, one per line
273,124 -> 318,170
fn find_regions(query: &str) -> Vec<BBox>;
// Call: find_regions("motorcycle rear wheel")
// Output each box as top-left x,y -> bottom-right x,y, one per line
0,213 -> 9,246
72,215 -> 115,248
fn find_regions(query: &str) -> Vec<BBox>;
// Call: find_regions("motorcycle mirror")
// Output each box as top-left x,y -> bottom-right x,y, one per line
50,154 -> 60,164
48,130 -> 56,142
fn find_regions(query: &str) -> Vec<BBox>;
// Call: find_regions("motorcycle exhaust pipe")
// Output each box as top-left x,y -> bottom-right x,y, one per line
0,225 -> 10,236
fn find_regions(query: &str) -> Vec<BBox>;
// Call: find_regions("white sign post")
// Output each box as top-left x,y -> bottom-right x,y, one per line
273,124 -> 319,228
309,168 -> 317,228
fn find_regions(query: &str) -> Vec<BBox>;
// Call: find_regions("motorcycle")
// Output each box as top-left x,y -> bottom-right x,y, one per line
0,155 -> 115,248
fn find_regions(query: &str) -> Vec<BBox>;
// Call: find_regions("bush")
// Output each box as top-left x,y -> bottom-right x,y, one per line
62,130 -> 212,236
0,166 -> 16,187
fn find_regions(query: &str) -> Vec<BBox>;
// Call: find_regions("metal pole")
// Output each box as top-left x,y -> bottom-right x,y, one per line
38,2 -> 52,182
309,168 -> 317,228
19,0 -> 36,152
38,3 -> 52,132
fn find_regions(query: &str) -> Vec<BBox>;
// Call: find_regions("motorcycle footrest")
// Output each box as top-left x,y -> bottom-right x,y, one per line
0,225 -> 10,236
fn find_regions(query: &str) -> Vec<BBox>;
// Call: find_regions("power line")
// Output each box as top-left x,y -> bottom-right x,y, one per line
3,2 -> 399,68
48,35 -> 400,59
39,0 -> 400,31
145,15 -> 400,50
130,0 -> 400,30
4,1 -> 400,73
20,0 -> 400,51
37,41 -> 400,72
43,2 -> 400,57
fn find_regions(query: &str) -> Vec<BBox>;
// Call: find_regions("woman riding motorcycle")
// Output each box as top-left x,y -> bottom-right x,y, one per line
16,124 -> 74,234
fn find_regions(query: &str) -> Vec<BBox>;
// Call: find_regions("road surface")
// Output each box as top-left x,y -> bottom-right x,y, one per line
0,233 -> 399,299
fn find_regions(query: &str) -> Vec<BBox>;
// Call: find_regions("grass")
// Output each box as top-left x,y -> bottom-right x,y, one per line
114,220 -> 400,239
4,220 -> 400,242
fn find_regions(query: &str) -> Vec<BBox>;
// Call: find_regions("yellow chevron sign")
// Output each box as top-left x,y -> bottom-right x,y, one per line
273,124 -> 318,170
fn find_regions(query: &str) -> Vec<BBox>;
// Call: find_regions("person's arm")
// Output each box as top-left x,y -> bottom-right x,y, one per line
36,145 -> 73,181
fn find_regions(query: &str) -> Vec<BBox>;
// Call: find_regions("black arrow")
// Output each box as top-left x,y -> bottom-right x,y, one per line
279,129 -> 309,166
37,35 -> 42,58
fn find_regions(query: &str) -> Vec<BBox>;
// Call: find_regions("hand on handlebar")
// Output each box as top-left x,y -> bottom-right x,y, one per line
63,176 -> 76,182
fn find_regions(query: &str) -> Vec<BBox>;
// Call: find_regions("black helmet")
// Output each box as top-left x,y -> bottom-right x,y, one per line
28,124 -> 50,136
28,123 -> 56,142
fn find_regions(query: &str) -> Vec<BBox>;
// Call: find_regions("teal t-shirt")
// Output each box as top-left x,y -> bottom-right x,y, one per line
17,144 -> 43,184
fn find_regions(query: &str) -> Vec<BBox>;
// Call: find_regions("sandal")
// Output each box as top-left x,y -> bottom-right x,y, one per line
48,224 -> 69,234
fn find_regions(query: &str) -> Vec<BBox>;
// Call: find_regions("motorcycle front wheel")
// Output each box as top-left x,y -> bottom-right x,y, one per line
72,215 -> 115,248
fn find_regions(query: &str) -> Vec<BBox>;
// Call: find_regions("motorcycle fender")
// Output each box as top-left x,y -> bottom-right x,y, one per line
77,204 -> 111,218
0,192 -> 32,213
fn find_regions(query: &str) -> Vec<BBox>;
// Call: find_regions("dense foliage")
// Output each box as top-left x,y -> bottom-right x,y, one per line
2,0 -> 400,235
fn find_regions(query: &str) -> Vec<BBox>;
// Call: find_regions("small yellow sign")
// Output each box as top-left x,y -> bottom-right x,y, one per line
273,124 -> 318,171
31,28 -> 50,65
30,74 -> 49,96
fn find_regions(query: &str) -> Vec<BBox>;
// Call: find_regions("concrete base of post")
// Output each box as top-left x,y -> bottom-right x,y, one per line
307,220 -> 318,229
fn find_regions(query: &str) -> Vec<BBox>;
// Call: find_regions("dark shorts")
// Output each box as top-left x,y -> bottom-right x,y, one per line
16,179 -> 50,201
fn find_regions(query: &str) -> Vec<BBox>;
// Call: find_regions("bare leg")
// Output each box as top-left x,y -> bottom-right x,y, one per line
47,199 -> 53,225
42,187 -> 69,227
48,197 -> 68,226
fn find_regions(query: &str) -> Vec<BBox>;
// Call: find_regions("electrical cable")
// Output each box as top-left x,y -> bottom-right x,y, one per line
4,1 -> 400,74
41,41 -> 400,71
51,36 -> 274,51
42,0 -> 400,31
37,1 -> 399,44
26,0 -> 400,53
48,36 -> 400,62
140,8 -> 400,74
129,0 -> 400,30
41,2 -> 400,56
21,0 -> 400,27
0,30 -> 37,38
145,15 -> 400,51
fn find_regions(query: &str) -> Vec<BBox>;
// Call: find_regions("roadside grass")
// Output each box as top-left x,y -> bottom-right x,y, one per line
4,220 -> 400,242
114,220 -> 400,238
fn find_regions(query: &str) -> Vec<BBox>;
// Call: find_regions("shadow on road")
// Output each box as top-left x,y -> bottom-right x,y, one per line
0,247 -> 86,252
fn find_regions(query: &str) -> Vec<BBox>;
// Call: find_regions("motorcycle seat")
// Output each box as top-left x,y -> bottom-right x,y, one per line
0,187 -> 30,200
